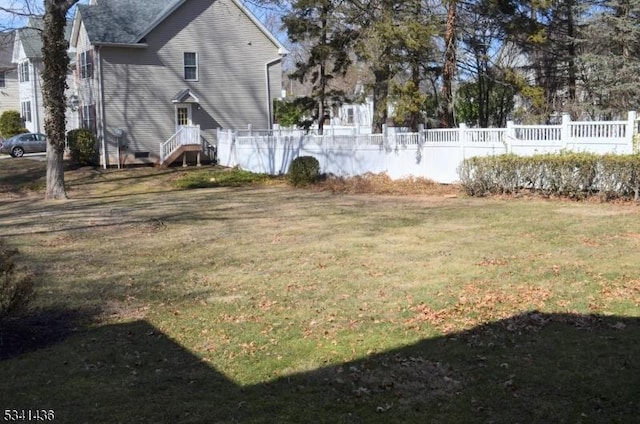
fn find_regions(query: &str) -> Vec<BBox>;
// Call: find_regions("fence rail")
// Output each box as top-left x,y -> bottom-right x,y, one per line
217,112 -> 638,184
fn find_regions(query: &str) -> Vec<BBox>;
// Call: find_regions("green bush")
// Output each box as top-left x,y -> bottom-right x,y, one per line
0,239 -> 35,321
0,110 -> 28,139
458,152 -> 640,200
67,128 -> 96,165
288,156 -> 320,186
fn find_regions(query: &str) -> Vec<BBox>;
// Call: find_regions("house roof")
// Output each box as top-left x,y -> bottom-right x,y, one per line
171,89 -> 200,104
76,0 -> 177,45
16,17 -> 72,60
0,31 -> 16,69
74,0 -> 287,54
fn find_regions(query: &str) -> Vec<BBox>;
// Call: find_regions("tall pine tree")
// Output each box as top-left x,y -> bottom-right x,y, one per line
282,0 -> 353,134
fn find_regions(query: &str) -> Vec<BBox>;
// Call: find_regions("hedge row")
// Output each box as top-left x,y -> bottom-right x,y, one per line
458,153 -> 640,200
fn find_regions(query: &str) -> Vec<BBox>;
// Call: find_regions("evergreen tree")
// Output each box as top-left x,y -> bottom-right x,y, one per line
282,0 -> 353,134
577,0 -> 640,118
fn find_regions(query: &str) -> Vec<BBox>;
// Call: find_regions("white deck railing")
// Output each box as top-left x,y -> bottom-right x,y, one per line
159,125 -> 200,164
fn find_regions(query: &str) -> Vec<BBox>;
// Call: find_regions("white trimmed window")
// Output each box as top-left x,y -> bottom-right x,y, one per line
183,52 -> 198,81
346,107 -> 354,125
21,101 -> 31,122
80,50 -> 93,79
0,71 -> 5,88
19,61 -> 29,82
80,104 -> 96,133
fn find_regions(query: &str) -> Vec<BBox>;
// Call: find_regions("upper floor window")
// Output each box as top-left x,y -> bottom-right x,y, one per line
183,52 -> 198,81
21,101 -> 31,123
0,71 -> 5,88
19,62 -> 29,82
80,50 -> 93,79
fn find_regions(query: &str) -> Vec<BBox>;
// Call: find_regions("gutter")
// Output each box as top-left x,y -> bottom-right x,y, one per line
265,56 -> 282,129
94,42 -> 148,49
96,45 -> 107,169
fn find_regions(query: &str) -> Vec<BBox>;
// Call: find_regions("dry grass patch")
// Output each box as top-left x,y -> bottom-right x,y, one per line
315,172 -> 461,196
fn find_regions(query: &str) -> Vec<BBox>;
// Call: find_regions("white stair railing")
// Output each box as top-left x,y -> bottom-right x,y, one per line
159,125 -> 200,164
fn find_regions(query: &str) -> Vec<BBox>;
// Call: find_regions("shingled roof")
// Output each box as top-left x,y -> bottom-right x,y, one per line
0,31 -> 16,69
76,0 -> 179,45
16,17 -> 72,59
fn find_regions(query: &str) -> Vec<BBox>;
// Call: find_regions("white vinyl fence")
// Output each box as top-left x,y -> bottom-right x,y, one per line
217,112 -> 638,184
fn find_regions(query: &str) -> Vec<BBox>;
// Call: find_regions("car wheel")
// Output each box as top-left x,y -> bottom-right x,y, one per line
11,146 -> 24,158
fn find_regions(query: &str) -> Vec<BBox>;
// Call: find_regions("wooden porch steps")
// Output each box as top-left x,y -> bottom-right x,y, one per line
160,144 -> 202,167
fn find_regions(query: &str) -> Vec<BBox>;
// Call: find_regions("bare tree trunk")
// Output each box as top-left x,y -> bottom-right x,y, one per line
372,65 -> 390,133
441,1 -> 457,128
42,0 -> 78,199
317,14 -> 327,136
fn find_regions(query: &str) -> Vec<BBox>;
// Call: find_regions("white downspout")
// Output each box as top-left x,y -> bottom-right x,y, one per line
96,45 -> 107,169
31,61 -> 40,133
265,56 -> 282,130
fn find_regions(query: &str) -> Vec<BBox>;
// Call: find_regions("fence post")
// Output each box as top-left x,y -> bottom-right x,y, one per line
627,111 -> 637,153
459,123 -> 467,161
505,120 -> 514,154
382,124 -> 388,147
561,113 -> 571,150
248,123 -> 252,137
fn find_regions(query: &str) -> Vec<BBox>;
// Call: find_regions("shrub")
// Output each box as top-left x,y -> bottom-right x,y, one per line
0,239 -> 35,321
67,128 -> 96,165
0,110 -> 28,139
288,156 -> 320,186
459,152 -> 640,200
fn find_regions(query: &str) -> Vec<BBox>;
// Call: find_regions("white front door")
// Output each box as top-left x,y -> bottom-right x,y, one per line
175,104 -> 192,132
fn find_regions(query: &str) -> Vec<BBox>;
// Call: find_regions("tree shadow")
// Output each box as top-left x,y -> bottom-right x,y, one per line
0,307 -> 97,360
1,311 -> 638,423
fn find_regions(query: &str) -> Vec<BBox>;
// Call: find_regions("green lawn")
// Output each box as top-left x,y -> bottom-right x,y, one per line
0,160 -> 638,423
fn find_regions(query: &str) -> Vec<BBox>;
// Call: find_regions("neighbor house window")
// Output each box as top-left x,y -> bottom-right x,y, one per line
80,50 -> 93,79
183,52 -> 198,81
80,104 -> 96,133
19,61 -> 29,82
0,71 -> 5,88
346,107 -> 354,125
21,101 -> 31,122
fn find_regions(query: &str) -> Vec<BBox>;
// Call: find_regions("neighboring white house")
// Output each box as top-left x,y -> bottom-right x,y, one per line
12,17 -> 76,134
0,31 -> 20,118
331,97 -> 374,128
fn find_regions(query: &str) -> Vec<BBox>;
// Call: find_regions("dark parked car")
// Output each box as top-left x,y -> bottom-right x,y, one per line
0,133 -> 47,157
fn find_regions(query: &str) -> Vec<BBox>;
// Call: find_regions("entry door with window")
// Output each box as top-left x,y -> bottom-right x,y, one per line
175,104 -> 192,132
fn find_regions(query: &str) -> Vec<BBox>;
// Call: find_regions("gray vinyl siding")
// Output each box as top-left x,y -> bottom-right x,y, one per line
99,0 -> 283,163
75,21 -> 100,129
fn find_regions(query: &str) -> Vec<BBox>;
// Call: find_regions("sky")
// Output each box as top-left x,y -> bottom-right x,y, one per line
0,0 -> 91,30
0,0 -> 283,38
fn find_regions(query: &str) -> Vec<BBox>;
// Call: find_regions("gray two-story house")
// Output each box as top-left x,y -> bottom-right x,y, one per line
71,0 -> 287,167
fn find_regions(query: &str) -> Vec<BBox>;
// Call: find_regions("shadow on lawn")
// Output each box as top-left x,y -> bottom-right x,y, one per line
1,312 -> 638,423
